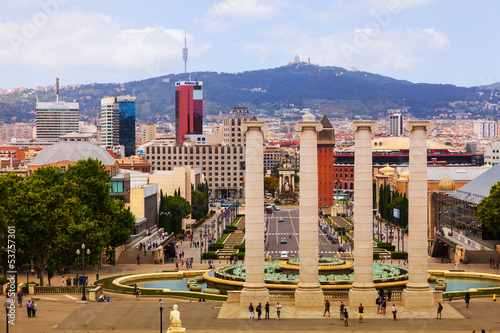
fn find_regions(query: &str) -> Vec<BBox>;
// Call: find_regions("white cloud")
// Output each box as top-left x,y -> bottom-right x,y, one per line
0,10 -> 211,84
199,0 -> 287,32
273,28 -> 448,72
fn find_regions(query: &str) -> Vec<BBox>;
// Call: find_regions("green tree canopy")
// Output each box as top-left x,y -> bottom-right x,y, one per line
476,182 -> 500,237
160,195 -> 192,234
264,176 -> 279,194
191,190 -> 208,221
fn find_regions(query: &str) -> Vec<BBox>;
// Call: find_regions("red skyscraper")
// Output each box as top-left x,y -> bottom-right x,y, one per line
175,81 -> 203,146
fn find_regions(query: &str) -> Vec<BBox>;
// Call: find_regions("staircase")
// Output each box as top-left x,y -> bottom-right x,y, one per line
217,217 -> 246,259
117,249 -> 154,265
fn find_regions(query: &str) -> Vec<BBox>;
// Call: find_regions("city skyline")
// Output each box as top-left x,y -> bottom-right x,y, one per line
1,0 -> 500,89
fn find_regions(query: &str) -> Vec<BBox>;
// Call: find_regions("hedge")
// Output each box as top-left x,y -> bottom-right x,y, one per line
373,253 -> 380,260
374,240 -> 396,251
390,251 -> 408,259
234,244 -> 245,252
225,225 -> 237,231
235,252 -> 245,260
208,243 -> 224,251
202,251 -> 219,259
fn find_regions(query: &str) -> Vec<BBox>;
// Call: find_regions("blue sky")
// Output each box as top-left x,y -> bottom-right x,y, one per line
1,0 -> 499,89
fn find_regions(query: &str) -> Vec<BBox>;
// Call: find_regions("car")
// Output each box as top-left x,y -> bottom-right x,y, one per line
278,217 -> 284,222
275,206 -> 280,211
332,238 -> 339,244
280,237 -> 287,244
280,251 -> 289,258
338,246 -> 346,252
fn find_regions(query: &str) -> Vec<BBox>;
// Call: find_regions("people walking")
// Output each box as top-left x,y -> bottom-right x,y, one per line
135,287 -> 140,300
391,303 -> 397,320
376,296 -> 381,314
26,299 -> 32,317
256,303 -> 262,320
323,299 -> 330,317
276,302 -> 282,320
381,296 -> 387,314
436,302 -> 443,319
136,255 -> 140,265
465,291 -> 471,308
248,302 -> 255,321
343,308 -> 349,326
17,290 -> 22,308
31,301 -> 37,317
339,301 -> 345,320
265,301 -> 270,319
358,303 -> 364,323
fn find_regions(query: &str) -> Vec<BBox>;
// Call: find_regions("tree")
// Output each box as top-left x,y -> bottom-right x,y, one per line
271,163 -> 282,178
388,196 -> 408,228
164,196 -> 192,234
476,182 -> 500,237
0,173 -> 25,277
264,176 -> 279,194
191,190 -> 208,221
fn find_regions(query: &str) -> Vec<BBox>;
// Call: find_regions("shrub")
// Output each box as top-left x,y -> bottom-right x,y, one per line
234,244 -> 245,252
235,252 -> 245,260
226,225 -> 237,231
208,244 -> 224,251
0,277 -> 8,285
373,253 -> 380,260
390,251 -> 408,259
202,251 -> 219,259
375,241 -> 395,251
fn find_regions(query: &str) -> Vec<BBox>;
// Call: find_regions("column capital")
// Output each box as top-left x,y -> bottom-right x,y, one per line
404,120 -> 433,132
241,120 -> 269,133
294,121 -> 323,132
348,120 -> 378,132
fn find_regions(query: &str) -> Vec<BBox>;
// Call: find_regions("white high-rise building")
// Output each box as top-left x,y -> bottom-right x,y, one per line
36,101 -> 79,140
389,114 -> 404,136
473,119 -> 497,138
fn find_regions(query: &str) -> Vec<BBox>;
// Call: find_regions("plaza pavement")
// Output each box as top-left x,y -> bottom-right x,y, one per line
10,213 -> 500,332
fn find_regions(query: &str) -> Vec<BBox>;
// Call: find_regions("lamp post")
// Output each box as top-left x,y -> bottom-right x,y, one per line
199,229 -> 203,264
4,298 -> 8,333
401,231 -> 405,252
397,228 -> 400,252
76,243 -> 90,301
159,299 -> 163,333
211,221 -> 215,242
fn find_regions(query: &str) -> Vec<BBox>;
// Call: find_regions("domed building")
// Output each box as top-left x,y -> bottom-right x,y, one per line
28,133 -> 119,176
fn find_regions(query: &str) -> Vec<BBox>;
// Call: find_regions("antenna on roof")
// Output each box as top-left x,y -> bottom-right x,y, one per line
182,28 -> 188,74
55,77 -> 60,102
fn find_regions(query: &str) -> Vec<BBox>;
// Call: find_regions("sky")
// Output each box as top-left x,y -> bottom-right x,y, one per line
1,0 -> 499,89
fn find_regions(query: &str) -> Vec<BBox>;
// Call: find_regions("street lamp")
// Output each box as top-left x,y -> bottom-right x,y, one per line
199,229 -> 203,264
76,243 -> 90,301
4,298 -> 9,333
159,299 -> 163,333
211,221 -> 215,242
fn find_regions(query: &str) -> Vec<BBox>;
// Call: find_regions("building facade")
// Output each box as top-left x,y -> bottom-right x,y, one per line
144,117 -> 246,198
175,81 -> 203,146
317,116 -> 335,208
101,96 -> 136,156
389,114 -> 404,136
36,101 -> 79,140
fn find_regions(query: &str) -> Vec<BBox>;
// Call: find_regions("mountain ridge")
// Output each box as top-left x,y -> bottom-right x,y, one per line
0,64 -> 498,123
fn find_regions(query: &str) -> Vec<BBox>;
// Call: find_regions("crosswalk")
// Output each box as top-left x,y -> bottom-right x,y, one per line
266,250 -> 340,254
267,233 -> 298,236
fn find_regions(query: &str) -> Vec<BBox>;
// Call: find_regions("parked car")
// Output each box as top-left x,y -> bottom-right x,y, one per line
279,217 -> 284,222
331,238 -> 339,244
338,246 -> 346,252
280,237 -> 287,244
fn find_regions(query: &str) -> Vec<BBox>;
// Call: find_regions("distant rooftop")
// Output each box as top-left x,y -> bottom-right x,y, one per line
450,163 -> 500,204
29,141 -> 115,166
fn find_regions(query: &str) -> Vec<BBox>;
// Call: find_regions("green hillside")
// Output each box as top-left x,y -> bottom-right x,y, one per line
0,65 -> 497,123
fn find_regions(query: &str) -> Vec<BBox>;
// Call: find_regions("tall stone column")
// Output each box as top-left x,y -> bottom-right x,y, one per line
240,118 -> 269,305
348,121 -> 379,306
403,120 -> 434,307
294,121 -> 324,307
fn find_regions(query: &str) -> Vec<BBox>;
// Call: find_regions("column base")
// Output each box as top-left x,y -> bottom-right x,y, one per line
348,286 -> 378,307
294,283 -> 324,307
402,288 -> 434,307
239,283 -> 269,306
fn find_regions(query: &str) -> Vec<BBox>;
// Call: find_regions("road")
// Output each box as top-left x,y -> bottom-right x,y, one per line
265,207 -> 344,258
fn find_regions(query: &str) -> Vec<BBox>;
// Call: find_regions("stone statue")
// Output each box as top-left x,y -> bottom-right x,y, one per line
167,304 -> 185,332
285,182 -> 290,192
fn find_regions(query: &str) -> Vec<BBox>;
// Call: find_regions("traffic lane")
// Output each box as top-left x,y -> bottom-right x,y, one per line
265,210 -> 299,257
